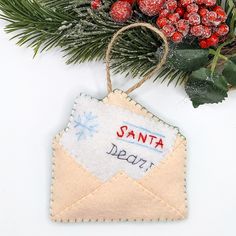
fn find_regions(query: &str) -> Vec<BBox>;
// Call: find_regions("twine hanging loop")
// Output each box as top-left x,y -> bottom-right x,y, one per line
105,22 -> 169,95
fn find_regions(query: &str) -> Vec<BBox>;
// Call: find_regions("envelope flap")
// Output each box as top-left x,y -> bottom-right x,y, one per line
52,172 -> 184,222
51,136 -> 102,216
139,136 -> 187,216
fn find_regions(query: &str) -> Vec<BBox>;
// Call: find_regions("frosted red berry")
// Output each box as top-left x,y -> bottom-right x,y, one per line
204,0 -> 216,7
91,0 -> 101,10
208,11 -> 217,22
162,24 -> 176,37
138,0 -> 165,16
156,17 -> 170,28
216,9 -> 227,22
176,19 -> 190,35
199,8 -> 209,17
159,9 -> 170,18
199,39 -> 209,48
190,25 -> 204,36
110,1 -> 132,22
180,0 -> 194,7
166,0 -> 177,12
187,3 -> 199,13
215,24 -> 229,36
202,26 -> 212,38
195,0 -> 204,4
213,6 -> 224,13
175,7 -> 185,17
188,12 -> 201,25
171,32 -> 183,42
206,33 -> 219,46
168,13 -> 180,23
201,15 -> 211,26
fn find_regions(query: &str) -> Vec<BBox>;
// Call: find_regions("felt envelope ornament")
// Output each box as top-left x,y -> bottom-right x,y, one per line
50,90 -> 187,222
50,23 -> 187,222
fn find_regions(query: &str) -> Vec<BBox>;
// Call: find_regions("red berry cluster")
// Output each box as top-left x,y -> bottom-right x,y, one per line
156,0 -> 229,48
95,0 -> 229,48
109,0 -> 165,22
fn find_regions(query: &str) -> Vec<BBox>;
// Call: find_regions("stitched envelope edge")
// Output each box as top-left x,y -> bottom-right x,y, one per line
50,133 -> 64,219
50,134 -> 187,222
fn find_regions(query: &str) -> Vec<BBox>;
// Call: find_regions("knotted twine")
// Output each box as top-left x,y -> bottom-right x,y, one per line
105,22 -> 169,95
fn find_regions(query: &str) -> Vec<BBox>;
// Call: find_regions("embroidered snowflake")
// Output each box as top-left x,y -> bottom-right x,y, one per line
74,112 -> 98,141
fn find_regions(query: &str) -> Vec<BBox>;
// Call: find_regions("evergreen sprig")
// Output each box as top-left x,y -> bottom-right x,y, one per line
0,0 -> 188,83
0,0 -> 76,55
0,0 -> 235,107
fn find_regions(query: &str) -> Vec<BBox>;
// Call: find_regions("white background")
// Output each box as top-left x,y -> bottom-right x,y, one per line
0,22 -> 236,236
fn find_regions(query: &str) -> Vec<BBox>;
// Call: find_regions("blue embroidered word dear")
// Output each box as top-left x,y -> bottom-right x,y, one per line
106,143 -> 155,172
74,112 -> 98,141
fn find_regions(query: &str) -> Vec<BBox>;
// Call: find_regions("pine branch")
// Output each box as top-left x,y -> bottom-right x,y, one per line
0,0 -> 188,85
0,0 -> 77,55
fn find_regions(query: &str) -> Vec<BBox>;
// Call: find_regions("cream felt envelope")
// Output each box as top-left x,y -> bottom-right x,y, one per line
50,90 -> 187,222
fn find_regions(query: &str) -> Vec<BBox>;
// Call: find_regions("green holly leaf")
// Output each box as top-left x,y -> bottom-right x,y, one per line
185,68 -> 228,108
222,56 -> 236,86
168,45 -> 209,72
